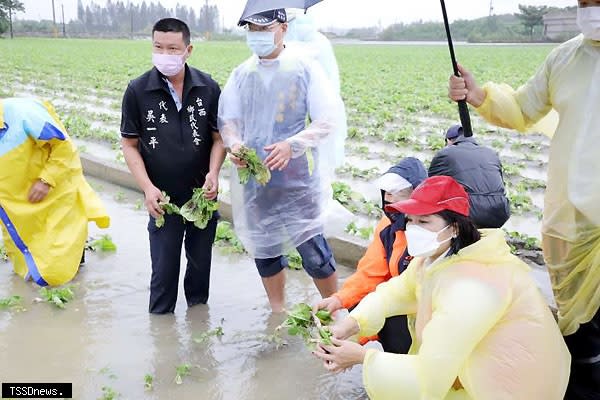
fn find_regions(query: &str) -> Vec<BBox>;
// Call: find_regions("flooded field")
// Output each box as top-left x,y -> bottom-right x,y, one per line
0,179 -> 368,400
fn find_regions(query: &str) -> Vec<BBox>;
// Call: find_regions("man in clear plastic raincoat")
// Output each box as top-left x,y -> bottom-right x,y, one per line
315,176 -> 570,400
218,9 -> 344,312
0,98 -> 109,286
448,1 -> 600,396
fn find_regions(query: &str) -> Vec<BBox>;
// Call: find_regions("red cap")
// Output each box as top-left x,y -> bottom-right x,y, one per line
385,175 -> 470,216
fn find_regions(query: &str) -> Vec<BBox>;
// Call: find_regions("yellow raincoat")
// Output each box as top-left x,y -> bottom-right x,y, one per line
350,229 -> 570,400
474,35 -> 600,335
0,98 -> 109,286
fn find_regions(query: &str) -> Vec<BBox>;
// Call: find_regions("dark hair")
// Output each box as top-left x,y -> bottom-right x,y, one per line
436,210 -> 480,256
152,18 -> 191,46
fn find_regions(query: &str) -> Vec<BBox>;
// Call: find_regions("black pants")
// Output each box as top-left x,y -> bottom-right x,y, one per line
564,308 -> 600,400
378,314 -> 412,354
147,213 -> 218,314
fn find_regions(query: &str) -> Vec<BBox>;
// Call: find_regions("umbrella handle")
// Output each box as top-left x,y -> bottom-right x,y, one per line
440,0 -> 473,137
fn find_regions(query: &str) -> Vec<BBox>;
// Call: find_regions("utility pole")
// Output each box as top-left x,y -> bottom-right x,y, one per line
51,0 -> 57,37
129,0 -> 133,40
205,0 -> 209,39
8,5 -> 13,39
61,3 -> 66,37
489,0 -> 494,17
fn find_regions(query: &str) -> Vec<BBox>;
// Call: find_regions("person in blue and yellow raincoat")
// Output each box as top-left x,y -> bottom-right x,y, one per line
448,1 -> 600,396
314,176 -> 570,400
0,98 -> 109,286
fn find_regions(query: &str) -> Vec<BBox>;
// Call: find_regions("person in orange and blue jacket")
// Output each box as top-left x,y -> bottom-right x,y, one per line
316,157 -> 427,353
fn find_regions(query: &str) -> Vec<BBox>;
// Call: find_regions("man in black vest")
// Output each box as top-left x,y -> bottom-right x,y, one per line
120,18 -> 225,314
428,125 -> 510,228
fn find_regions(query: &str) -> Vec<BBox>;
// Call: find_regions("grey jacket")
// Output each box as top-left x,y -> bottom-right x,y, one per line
428,137 -> 510,228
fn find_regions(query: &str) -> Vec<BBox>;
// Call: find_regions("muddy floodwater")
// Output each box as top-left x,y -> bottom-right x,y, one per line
0,179 -> 367,400
0,178 -> 555,400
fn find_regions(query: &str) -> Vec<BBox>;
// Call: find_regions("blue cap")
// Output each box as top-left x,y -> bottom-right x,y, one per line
445,125 -> 463,140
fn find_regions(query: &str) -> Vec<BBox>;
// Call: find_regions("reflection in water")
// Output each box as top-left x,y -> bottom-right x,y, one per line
0,179 -> 366,400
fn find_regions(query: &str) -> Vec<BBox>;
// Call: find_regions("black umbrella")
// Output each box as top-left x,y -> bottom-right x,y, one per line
239,0 -> 324,22
440,0 -> 473,137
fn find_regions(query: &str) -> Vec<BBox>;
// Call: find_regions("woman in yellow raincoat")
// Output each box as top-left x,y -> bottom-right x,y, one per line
0,98 -> 109,286
314,176 -> 570,400
448,2 -> 600,396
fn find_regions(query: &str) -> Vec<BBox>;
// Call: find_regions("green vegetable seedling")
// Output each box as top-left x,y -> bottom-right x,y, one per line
276,303 -> 334,349
39,286 -> 74,309
174,364 -> 192,385
179,188 -> 218,229
155,191 -> 181,228
0,295 -> 25,312
144,374 -> 153,391
232,145 -> 271,186
89,235 -> 117,252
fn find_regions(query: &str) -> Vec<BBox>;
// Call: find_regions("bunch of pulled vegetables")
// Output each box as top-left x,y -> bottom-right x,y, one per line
155,188 -> 218,229
275,303 -> 334,349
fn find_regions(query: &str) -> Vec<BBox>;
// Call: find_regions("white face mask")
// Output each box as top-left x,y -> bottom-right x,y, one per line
577,6 -> 600,40
152,50 -> 187,77
405,224 -> 452,258
246,31 -> 278,57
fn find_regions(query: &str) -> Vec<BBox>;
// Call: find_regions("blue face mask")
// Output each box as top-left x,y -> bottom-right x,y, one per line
246,31 -> 277,57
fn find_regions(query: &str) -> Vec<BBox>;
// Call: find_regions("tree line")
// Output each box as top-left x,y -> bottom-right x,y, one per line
0,0 -> 221,38
345,5 -> 578,43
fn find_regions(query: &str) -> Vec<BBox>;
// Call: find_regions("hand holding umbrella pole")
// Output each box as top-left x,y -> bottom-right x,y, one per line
440,0 -> 473,137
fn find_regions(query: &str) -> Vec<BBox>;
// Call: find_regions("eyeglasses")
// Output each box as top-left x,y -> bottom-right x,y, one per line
245,22 -> 282,32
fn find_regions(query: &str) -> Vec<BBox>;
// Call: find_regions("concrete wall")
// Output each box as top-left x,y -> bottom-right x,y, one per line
79,153 -> 367,268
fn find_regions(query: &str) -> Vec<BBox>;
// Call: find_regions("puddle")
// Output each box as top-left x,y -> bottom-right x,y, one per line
0,178 -> 367,400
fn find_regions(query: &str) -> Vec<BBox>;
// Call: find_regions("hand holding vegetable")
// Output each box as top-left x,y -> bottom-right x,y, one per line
276,303 -> 334,349
328,315 -> 361,340
180,187 -> 218,229
202,172 -> 219,200
144,185 -> 166,219
314,296 -> 344,315
231,145 -> 271,186
313,337 -> 367,373
155,192 -> 180,228
228,143 -> 247,168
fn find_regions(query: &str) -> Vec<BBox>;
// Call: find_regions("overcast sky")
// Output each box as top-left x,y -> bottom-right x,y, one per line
18,0 -> 577,29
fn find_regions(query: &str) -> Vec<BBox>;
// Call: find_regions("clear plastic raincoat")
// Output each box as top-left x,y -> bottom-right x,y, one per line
350,229 -> 570,400
285,13 -> 347,166
474,35 -> 600,335
0,98 -> 109,286
218,49 -> 344,258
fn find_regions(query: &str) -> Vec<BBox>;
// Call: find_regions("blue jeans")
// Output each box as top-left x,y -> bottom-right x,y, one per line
254,234 -> 336,279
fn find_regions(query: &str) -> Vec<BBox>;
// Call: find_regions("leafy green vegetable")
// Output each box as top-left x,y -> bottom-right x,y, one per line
214,221 -> 245,254
193,326 -> 224,344
155,191 -> 181,228
180,188 -> 218,229
143,374 -> 153,391
98,386 -> 119,400
276,303 -> 334,349
286,250 -> 303,270
233,145 -> 271,186
89,235 -> 117,252
0,239 -> 8,262
174,364 -> 192,385
0,295 -> 24,312
39,286 -> 74,309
